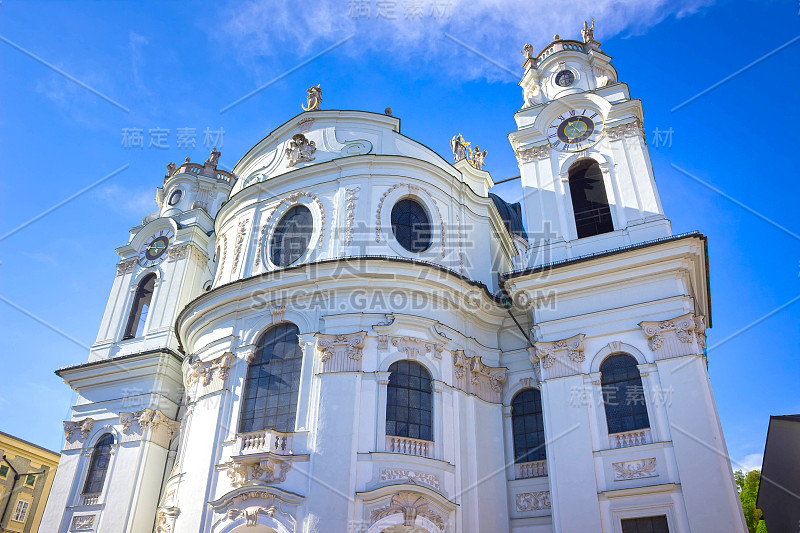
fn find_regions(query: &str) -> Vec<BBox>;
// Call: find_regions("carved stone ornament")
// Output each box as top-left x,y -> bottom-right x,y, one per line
224,457 -> 292,487
370,492 -> 445,530
532,334 -> 585,379
119,408 -> 179,448
450,133 -> 487,170
64,417 -> 95,441
116,259 -> 136,276
71,515 -> 95,530
185,352 -> 235,399
452,351 -> 507,403
228,505 -> 277,526
515,145 -> 550,163
516,490 -> 551,511
640,313 -> 706,360
606,120 -> 645,141
391,336 -> 442,359
380,469 -> 441,490
230,218 -> 249,274
285,133 -> 316,167
316,332 -> 366,372
344,186 -> 360,246
612,458 -> 658,480
155,508 -> 179,533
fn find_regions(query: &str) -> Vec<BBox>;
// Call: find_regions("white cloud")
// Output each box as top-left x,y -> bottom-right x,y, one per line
217,0 -> 713,82
734,453 -> 764,473
96,184 -> 157,216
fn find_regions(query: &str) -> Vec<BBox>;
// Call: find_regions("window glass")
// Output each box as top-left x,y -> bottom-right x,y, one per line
386,360 -> 433,441
270,205 -> 313,267
511,389 -> 546,463
12,500 -> 29,522
83,434 -> 114,495
391,199 -> 431,253
239,323 -> 303,433
601,354 -> 650,434
621,515 -> 670,533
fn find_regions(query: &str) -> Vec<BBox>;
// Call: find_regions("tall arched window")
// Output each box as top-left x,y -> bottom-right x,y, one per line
123,274 -> 155,339
601,354 -> 650,434
83,433 -> 113,495
239,323 -> 303,434
511,388 -> 546,463
568,159 -> 614,238
386,360 -> 433,441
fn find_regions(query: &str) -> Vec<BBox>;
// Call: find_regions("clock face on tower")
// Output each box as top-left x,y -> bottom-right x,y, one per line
548,109 -> 605,152
139,230 -> 175,267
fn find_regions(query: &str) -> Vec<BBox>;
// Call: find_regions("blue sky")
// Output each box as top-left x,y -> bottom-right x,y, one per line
1,0 -> 798,472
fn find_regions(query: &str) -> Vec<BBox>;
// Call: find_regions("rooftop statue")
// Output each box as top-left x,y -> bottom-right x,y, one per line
582,18 -> 595,43
450,134 -> 470,163
205,148 -> 221,167
303,84 -> 322,111
521,43 -> 534,60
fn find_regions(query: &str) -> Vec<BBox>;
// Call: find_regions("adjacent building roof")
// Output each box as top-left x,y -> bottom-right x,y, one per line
757,414 -> 800,532
489,192 -> 528,240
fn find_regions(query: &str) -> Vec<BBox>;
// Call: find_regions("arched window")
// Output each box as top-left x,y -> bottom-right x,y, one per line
600,354 -> 650,434
270,205 -> 313,267
83,434 -> 113,495
391,198 -> 431,253
511,388 -> 546,463
239,323 -> 303,433
568,159 -> 614,238
123,274 -> 155,339
386,360 -> 433,441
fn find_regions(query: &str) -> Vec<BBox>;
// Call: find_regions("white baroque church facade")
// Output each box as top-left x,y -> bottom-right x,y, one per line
41,26 -> 747,533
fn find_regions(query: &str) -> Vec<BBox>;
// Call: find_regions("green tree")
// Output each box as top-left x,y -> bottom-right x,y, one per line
734,469 -> 768,533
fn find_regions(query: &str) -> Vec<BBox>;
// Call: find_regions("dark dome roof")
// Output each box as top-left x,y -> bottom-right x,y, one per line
489,192 -> 528,240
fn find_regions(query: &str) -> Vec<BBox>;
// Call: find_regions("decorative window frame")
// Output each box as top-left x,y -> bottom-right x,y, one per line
589,346 -> 659,449
376,184 -> 446,260
72,427 -> 121,508
257,193 -> 325,270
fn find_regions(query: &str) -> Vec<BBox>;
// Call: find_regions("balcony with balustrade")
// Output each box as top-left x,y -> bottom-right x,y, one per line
608,428 -> 652,449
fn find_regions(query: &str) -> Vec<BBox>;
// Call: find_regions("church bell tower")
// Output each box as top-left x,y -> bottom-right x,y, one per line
40,151 -> 235,533
510,23 -> 671,267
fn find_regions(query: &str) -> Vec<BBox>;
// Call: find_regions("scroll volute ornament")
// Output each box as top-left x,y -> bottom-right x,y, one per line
640,313 -> 705,360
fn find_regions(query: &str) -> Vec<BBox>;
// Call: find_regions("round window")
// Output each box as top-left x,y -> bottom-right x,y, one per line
391,198 -> 431,253
270,204 -> 313,267
168,189 -> 182,206
555,70 -> 575,87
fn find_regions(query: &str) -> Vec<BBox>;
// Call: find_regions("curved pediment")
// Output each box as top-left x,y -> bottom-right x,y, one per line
231,110 -> 456,194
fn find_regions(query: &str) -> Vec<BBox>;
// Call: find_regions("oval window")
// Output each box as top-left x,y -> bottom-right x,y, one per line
391,198 -> 431,253
168,189 -> 182,206
270,205 -> 313,267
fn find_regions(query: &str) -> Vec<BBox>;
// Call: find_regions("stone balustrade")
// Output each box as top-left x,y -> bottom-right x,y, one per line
385,435 -> 433,458
515,459 -> 548,479
609,428 -> 651,449
80,493 -> 100,505
238,429 -> 293,456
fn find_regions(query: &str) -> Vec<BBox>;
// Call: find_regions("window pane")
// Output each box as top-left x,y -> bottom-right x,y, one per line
601,354 -> 650,434
239,323 -> 302,433
386,360 -> 433,441
511,388 -> 546,463
83,434 -> 114,495
391,199 -> 431,253
270,205 -> 313,267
